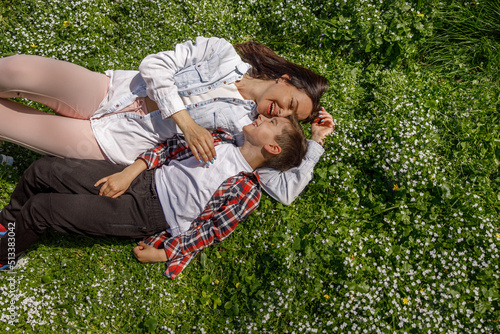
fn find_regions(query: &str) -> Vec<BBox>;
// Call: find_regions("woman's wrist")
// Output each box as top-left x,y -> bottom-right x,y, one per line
310,134 -> 325,146
170,109 -> 194,131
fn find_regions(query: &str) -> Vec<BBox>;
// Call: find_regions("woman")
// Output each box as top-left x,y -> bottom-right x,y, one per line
0,36 -> 334,205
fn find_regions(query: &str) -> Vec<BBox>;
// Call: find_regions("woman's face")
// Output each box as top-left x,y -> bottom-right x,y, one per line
255,77 -> 313,121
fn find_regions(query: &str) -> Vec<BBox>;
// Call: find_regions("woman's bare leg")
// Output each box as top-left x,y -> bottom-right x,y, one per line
0,55 -> 109,159
0,54 -> 109,119
0,99 -> 106,159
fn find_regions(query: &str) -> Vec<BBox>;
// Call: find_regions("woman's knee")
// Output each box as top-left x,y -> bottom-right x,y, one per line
0,55 -> 38,93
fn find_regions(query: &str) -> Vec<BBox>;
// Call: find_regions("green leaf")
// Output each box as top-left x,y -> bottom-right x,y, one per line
356,282 -> 370,293
143,316 -> 158,332
440,183 -> 453,199
403,226 -> 413,237
474,301 -> 492,314
233,303 -> 240,315
41,274 -> 53,284
200,253 -> 207,268
292,238 -> 301,250
305,246 -> 313,258
317,168 -> 327,180
482,287 -> 500,300
449,289 -> 460,298
213,297 -> 222,309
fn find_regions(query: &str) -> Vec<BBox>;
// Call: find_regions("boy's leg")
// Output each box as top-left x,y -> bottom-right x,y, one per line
0,157 -> 124,224
0,158 -> 167,263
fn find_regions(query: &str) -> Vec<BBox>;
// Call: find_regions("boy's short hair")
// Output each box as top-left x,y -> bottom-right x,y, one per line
261,114 -> 308,171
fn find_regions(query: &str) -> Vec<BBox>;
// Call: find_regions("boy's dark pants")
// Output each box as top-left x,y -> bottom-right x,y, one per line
0,157 -> 168,263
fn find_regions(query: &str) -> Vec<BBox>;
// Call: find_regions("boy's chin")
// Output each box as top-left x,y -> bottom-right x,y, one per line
242,124 -> 252,133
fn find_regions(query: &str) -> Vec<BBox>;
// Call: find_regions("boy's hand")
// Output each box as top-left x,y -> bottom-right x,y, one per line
95,172 -> 133,198
94,159 -> 148,198
311,108 -> 335,146
133,241 -> 168,263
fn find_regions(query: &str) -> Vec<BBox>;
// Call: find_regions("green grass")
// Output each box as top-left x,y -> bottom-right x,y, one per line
0,0 -> 499,333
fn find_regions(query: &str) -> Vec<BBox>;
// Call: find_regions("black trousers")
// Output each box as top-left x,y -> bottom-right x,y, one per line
0,157 -> 168,263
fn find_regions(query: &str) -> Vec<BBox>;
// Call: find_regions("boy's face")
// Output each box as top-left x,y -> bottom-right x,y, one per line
243,115 -> 290,149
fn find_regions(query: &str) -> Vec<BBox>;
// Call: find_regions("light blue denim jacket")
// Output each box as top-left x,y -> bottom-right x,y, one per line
90,37 -> 324,205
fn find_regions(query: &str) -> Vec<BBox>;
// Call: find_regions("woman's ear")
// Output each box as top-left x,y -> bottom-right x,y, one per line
264,143 -> 282,156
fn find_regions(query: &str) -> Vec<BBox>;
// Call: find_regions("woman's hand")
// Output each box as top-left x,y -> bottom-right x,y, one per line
94,159 -> 148,198
133,241 -> 168,263
310,108 -> 335,146
171,109 -> 216,164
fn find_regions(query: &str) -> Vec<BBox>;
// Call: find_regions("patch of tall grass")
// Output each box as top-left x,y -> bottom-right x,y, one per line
419,1 -> 500,79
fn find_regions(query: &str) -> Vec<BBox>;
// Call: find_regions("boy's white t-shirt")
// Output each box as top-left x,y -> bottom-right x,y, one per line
154,144 -> 253,237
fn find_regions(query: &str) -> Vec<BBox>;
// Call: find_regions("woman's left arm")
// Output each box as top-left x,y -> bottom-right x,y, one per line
139,37 -> 235,163
139,36 -> 234,120
258,109 -> 335,205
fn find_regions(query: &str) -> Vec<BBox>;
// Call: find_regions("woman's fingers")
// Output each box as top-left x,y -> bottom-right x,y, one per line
187,128 -> 216,164
310,109 -> 335,145
197,137 -> 216,164
313,110 -> 334,129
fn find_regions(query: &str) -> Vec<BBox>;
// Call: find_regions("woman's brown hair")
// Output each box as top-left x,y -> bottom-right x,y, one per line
234,41 -> 329,123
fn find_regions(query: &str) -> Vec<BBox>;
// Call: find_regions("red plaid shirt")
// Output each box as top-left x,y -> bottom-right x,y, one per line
137,130 -> 261,279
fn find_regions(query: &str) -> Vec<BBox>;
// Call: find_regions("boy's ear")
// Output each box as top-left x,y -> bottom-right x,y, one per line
264,143 -> 282,156
281,74 -> 291,81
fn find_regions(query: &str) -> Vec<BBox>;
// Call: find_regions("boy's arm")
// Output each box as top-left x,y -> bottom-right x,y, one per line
95,159 -> 148,198
98,131 -> 232,198
141,172 -> 261,279
133,241 -> 168,263
96,133 -> 192,198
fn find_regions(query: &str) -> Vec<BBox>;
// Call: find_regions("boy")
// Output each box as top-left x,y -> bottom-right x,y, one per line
0,115 -> 306,278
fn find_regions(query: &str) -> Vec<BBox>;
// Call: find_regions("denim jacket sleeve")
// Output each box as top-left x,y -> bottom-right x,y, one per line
257,140 -> 325,206
138,36 -> 234,119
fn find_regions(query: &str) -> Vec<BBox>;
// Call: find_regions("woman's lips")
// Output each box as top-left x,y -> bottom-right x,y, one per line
268,102 -> 276,116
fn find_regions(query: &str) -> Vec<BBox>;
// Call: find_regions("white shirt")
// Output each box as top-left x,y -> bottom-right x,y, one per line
155,144 -> 253,236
